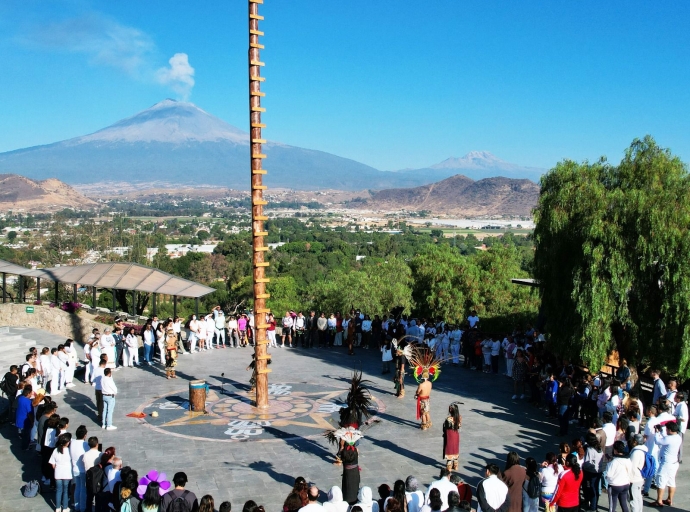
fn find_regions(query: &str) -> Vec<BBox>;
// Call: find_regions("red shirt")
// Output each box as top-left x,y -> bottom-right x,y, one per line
551,469 -> 583,508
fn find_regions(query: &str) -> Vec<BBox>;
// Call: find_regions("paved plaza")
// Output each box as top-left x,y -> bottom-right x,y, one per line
1,337 -> 688,512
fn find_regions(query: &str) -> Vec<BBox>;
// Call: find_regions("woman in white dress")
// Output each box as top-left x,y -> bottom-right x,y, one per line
100,328 -> 117,369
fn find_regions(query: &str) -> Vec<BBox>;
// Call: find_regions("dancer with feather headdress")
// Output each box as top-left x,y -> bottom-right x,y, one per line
407,342 -> 443,430
323,370 -> 373,465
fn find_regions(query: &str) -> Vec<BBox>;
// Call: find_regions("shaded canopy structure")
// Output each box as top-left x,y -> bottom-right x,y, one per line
1,259 -> 215,316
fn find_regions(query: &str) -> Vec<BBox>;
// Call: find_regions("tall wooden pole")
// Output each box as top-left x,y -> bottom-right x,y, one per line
248,0 -> 271,409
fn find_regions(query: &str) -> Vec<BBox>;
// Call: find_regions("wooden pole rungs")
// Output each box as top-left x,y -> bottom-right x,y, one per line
249,0 -> 263,4
258,368 -> 272,374
250,30 -> 264,36
256,278 -> 270,284
250,76 -> 266,82
256,323 -> 270,329
251,60 -> 265,67
252,169 -> 267,175
251,123 -> 266,128
252,154 -> 267,160
257,355 -> 271,360
252,139 -> 267,143
251,91 -> 266,97
251,106 -> 266,113
255,215 -> 268,220
255,246 -> 269,252
254,200 -> 268,205
255,307 -> 271,313
255,293 -> 271,299
254,231 -> 269,237
250,14 -> 264,20
254,262 -> 270,268
250,43 -> 265,49
252,184 -> 267,189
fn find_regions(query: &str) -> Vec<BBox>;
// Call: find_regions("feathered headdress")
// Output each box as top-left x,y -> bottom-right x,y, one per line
334,426 -> 363,444
345,370 -> 373,420
391,338 -> 413,359
406,343 -> 443,383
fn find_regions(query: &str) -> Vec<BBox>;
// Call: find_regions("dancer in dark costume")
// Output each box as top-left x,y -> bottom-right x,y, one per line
338,427 -> 363,505
324,370 -> 373,465
443,402 -> 462,471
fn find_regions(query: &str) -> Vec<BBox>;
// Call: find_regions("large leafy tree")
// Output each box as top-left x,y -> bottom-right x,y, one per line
534,136 -> 690,378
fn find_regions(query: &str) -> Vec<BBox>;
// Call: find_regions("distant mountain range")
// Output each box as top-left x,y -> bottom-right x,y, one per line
361,174 -> 540,216
0,100 -> 546,190
0,174 -> 96,212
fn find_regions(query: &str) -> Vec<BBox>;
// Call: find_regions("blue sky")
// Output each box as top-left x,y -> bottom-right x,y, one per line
1,1 -> 689,171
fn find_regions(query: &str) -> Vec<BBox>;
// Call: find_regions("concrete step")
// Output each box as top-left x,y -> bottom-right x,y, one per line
0,334 -> 25,343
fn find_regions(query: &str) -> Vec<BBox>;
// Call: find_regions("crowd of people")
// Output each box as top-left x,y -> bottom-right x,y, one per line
0,305 -> 687,512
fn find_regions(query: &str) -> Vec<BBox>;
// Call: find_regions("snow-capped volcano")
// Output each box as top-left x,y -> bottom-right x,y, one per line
74,99 -> 248,145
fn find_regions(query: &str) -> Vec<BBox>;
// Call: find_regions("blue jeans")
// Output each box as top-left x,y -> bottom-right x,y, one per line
56,478 -> 71,509
73,473 -> 86,512
144,343 -> 153,362
103,395 -> 116,427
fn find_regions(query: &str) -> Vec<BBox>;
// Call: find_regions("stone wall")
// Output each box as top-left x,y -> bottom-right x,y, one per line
0,303 -> 111,343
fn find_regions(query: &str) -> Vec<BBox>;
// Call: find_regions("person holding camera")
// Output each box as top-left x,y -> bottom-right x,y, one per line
652,421 -> 682,507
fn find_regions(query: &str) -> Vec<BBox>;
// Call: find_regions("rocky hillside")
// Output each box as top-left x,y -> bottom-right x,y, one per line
0,174 -> 97,211
362,174 -> 540,216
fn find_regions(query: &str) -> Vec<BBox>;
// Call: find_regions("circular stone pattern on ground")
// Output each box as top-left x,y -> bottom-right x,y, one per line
136,381 -> 384,442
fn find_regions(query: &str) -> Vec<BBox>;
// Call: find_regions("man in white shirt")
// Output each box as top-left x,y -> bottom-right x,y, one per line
490,338 -> 501,374
298,485 -> 323,512
101,368 -> 118,430
57,344 -> 74,389
213,308 -> 226,348
476,463 -> 509,512
282,312 -> 294,348
227,315 -> 238,348
425,468 -> 458,511
188,315 -> 199,353
467,310 -> 480,329
92,360 -> 106,425
665,379 -> 678,403
654,421 -> 682,507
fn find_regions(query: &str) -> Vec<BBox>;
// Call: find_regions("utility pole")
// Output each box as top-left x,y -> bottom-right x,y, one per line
248,0 -> 271,409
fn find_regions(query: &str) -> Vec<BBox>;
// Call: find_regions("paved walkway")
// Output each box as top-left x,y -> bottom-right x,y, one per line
1,342 -> 687,512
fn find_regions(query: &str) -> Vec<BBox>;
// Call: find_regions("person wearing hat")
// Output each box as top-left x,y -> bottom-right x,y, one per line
337,428 -> 363,505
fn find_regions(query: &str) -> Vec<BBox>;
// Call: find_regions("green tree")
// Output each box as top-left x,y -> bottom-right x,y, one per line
7,231 -> 17,242
534,136 -> 690,377
410,244 -> 479,323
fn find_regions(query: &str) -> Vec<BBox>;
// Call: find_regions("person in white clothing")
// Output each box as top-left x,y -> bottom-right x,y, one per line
49,348 -> 65,395
425,468 -> 458,511
213,308 -> 227,348
70,425 -> 89,512
63,340 -> 78,385
476,463 -> 509,512
322,486 -> 348,512
299,485 -> 323,512
155,323 -> 166,362
449,326 -> 462,365
173,316 -> 187,354
56,345 -> 72,389
467,310 -> 480,329
38,347 -> 52,390
405,476 -> 425,512
100,328 -> 117,369
282,312 -> 294,348
101,368 -> 118,430
673,392 -> 687,463
187,316 -> 199,353
654,421 -> 682,507
205,314 -> 216,350
123,327 -> 140,366
628,434 -> 646,512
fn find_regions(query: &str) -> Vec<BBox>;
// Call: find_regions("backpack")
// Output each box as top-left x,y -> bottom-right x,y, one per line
525,475 -> 541,500
86,465 -> 105,495
22,480 -> 40,498
169,490 -> 192,512
637,449 -> 657,480
120,500 -> 132,512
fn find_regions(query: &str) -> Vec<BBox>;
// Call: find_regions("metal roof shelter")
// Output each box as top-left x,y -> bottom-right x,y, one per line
1,259 -> 215,316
